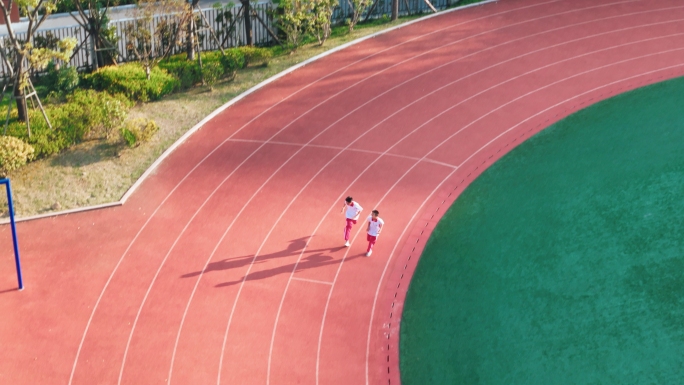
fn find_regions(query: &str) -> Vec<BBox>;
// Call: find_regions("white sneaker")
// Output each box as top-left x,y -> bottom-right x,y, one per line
366,250 -> 372,257
344,241 -> 350,247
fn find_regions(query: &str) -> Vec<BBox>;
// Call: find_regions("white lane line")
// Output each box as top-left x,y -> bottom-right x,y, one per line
316,37 -> 684,385
291,277 -> 335,286
266,5 -> 684,383
225,138 -> 458,168
120,2 -> 562,383
72,2 -> 538,382
364,60 -> 684,385
311,33 -> 684,385
169,1 -> 565,381
310,46 -> 684,384
100,0 -> 665,383
155,2 -> 609,383
119,2 -> 570,383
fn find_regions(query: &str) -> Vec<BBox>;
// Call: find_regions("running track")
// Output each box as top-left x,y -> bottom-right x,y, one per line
2,0 -> 684,383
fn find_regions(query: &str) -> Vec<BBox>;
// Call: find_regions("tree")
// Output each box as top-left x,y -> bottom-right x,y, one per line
0,0 -> 77,122
347,0 -> 372,31
66,0 -> 120,71
124,0 -> 190,79
213,2 -> 238,47
186,0 -> 226,59
306,0 -> 335,45
185,0 -> 199,60
276,0 -> 308,50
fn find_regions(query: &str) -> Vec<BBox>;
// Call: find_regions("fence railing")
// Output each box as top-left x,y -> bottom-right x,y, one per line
0,0 -> 465,79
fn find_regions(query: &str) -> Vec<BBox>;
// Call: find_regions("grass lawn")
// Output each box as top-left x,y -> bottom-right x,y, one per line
6,14 -> 431,217
400,76 -> 684,384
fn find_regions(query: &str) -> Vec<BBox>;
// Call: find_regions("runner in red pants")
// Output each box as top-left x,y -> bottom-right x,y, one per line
341,196 -> 363,247
365,210 -> 384,257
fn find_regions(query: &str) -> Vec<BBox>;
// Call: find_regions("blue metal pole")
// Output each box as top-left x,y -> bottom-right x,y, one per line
3,179 -> 23,291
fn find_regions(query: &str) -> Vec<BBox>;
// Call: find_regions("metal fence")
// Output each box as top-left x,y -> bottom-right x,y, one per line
335,0 -> 456,21
0,2 -> 274,78
0,0 -> 464,79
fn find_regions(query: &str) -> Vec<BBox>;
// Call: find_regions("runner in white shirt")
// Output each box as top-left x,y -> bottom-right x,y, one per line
365,210 -> 384,257
341,196 -> 363,247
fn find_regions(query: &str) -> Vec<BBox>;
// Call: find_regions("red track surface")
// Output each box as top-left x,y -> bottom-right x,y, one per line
2,0 -> 684,383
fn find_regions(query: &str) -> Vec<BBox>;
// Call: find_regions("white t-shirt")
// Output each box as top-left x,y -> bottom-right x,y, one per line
367,216 -> 384,236
345,201 -> 363,220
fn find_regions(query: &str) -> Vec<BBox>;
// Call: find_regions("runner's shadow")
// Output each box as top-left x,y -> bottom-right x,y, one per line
215,252 -> 365,287
180,237 -> 345,279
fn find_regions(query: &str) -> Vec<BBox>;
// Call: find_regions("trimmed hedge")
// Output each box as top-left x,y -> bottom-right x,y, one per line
238,46 -> 272,67
42,62 -> 80,95
0,136 -> 35,177
6,90 -> 131,157
219,49 -> 245,77
160,48 -> 247,89
158,59 -> 203,89
121,118 -> 159,147
84,63 -> 179,102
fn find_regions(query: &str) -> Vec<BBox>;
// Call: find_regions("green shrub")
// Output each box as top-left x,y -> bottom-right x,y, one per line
219,49 -> 245,78
85,63 -> 179,102
238,46 -> 272,67
121,117 -> 159,147
62,90 -> 131,140
4,109 -> 70,158
25,127 -> 69,158
0,136 -> 35,176
158,59 -> 203,89
4,90 -> 131,157
203,61 -> 225,88
42,62 -> 79,95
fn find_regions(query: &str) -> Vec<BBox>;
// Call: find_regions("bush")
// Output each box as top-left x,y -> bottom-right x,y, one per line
67,90 -> 131,139
5,109 -> 71,158
42,62 -> 79,95
203,61 -> 225,88
121,118 -> 159,147
238,46 -> 272,67
85,63 -> 179,102
4,90 -> 131,157
219,49 -> 245,78
158,59 -> 203,89
0,136 -> 35,177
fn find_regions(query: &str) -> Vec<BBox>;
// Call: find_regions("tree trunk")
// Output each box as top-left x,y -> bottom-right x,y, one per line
242,0 -> 252,46
391,0 -> 399,20
186,16 -> 196,60
13,57 -> 27,123
89,19 -> 99,71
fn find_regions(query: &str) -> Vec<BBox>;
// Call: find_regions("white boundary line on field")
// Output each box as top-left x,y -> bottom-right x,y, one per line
0,0 -> 497,226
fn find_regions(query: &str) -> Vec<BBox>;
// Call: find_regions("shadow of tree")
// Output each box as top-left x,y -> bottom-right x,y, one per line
50,140 -> 124,167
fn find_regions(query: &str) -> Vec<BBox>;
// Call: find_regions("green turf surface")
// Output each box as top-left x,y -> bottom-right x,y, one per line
400,77 -> 684,385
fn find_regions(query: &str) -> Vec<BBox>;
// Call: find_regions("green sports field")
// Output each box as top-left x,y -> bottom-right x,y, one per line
400,77 -> 684,384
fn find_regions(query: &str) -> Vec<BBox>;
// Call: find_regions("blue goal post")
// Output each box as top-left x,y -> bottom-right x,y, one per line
0,178 -> 23,291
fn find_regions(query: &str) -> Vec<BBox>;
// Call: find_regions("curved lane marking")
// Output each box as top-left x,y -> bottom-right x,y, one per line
271,13 -> 684,382
68,0 -> 552,385
106,1 -> 611,383
365,59 -> 684,385
316,42 -> 684,385
69,1 -> 546,383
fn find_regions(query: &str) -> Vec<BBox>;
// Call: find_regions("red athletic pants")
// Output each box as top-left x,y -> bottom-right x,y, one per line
366,234 -> 377,252
344,218 -> 356,241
